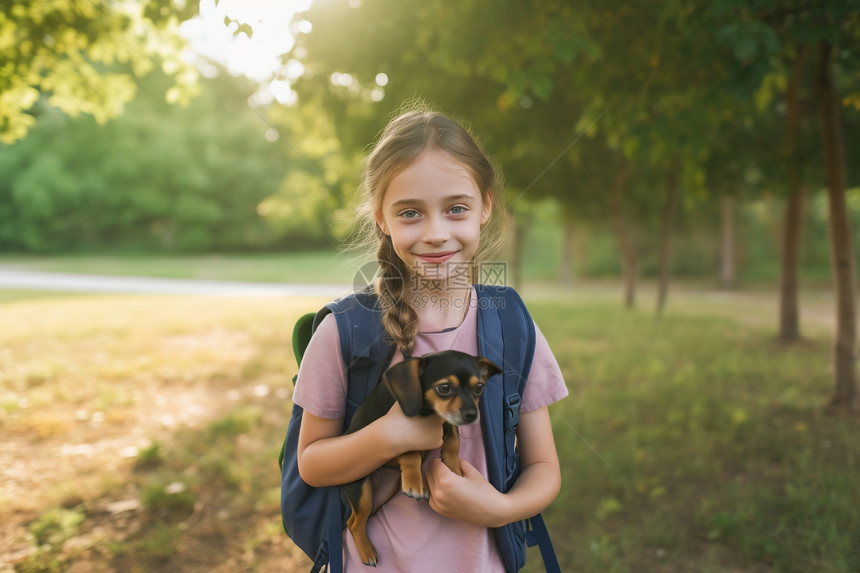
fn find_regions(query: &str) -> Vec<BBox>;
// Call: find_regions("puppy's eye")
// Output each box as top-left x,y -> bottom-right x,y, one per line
472,383 -> 485,396
435,384 -> 453,398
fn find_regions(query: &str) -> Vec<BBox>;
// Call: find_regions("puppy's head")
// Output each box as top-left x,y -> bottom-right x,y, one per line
382,350 -> 502,425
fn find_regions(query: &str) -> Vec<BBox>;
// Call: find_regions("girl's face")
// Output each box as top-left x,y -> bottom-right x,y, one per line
375,149 -> 492,287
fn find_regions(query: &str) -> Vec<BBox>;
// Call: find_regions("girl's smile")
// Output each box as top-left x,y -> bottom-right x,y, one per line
415,251 -> 457,264
375,149 -> 492,284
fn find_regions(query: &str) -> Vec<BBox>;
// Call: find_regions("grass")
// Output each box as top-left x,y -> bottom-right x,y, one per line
526,295 -> 859,573
0,293 -> 321,571
0,283 -> 857,571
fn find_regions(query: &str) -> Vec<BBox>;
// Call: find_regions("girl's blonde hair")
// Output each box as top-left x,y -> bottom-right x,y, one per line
352,105 -> 510,358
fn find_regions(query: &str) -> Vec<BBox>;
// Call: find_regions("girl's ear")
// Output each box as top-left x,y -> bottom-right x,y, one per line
480,191 -> 494,225
374,209 -> 390,236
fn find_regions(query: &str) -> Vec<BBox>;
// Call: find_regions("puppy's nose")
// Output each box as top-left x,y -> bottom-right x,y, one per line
462,410 -> 477,423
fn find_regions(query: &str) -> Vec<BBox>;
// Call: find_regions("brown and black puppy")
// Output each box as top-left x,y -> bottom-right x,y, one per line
341,350 -> 502,567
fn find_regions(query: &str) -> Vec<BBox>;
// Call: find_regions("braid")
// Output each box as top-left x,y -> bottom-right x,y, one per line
375,235 -> 419,359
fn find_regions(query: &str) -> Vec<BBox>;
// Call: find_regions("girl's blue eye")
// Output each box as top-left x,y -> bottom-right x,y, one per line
400,209 -> 420,219
449,205 -> 466,215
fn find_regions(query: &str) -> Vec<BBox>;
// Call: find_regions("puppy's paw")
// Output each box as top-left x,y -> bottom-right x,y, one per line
400,471 -> 427,500
401,484 -> 427,500
359,547 -> 378,567
355,538 -> 378,567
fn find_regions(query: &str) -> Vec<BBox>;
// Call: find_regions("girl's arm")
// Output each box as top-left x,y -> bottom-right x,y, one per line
297,402 -> 446,487
426,406 -> 561,527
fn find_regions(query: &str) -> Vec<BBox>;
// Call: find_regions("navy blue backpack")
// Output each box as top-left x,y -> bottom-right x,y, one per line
278,285 -> 560,572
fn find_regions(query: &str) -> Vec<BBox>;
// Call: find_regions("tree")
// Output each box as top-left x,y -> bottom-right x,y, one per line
817,40 -> 856,410
285,0 -> 576,282
0,69 -> 291,252
708,0 -> 860,409
779,46 -> 809,342
0,0 -> 200,143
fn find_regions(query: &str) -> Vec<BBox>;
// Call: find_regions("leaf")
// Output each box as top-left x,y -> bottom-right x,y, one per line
733,34 -> 758,61
235,22 -> 254,39
650,486 -> 667,499
595,497 -> 622,520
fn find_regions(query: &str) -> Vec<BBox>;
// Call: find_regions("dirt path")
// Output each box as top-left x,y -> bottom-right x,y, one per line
0,268 -> 348,297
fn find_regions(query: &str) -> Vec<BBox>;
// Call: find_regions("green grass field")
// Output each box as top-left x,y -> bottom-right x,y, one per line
528,295 -> 859,572
0,269 -> 857,571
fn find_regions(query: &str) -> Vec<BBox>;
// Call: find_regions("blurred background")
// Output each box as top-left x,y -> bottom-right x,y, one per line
1,1 -> 859,572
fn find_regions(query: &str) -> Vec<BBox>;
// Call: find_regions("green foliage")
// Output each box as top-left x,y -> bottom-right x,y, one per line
1,0 -> 858,275
14,551 -> 68,573
141,482 -> 196,515
29,507 -> 85,547
0,0 -> 199,143
207,405 -> 264,440
517,188 -> 860,284
0,70 -> 309,252
17,509 -> 86,573
137,520 -> 182,560
283,0 -> 859,297
135,441 -> 164,470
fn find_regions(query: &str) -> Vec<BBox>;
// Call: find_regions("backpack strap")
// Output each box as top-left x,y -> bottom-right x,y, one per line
526,514 -> 561,572
318,286 -> 395,573
476,284 -> 560,573
476,284 -> 535,490
324,286 -> 396,412
324,488 -> 343,573
281,287 -> 396,573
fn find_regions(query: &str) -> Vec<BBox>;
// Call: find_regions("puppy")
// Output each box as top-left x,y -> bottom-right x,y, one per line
341,350 -> 501,567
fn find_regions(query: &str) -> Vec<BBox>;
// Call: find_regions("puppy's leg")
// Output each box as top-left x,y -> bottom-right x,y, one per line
397,452 -> 427,500
344,478 -> 378,567
373,472 -> 401,514
440,422 -> 463,476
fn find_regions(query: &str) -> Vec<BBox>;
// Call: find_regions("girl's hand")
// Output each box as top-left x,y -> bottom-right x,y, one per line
426,458 -> 508,527
382,402 -> 445,454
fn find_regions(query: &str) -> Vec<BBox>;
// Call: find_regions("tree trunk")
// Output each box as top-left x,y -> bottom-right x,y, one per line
656,165 -> 680,317
609,162 -> 636,308
510,211 -> 528,291
560,213 -> 575,287
779,46 -> 807,343
719,196 -> 737,289
574,226 -> 589,274
779,187 -> 805,341
817,41 -> 857,410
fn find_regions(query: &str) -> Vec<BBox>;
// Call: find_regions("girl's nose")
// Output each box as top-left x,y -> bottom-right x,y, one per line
423,216 -> 450,243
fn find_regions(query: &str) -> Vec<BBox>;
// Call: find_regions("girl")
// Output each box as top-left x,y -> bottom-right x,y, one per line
293,109 -> 568,571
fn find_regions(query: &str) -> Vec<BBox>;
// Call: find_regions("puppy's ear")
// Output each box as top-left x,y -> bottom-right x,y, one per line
383,357 -> 425,416
478,357 -> 502,381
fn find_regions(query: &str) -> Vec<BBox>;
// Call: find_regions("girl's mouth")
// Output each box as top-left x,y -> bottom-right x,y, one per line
416,251 -> 457,264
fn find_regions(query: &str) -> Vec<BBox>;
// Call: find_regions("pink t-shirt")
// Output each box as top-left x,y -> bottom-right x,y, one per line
292,285 -> 568,572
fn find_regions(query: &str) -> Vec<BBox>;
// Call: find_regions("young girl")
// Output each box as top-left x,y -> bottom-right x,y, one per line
292,109 -> 568,571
